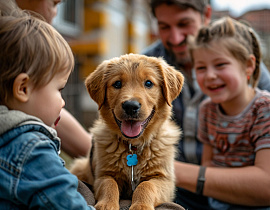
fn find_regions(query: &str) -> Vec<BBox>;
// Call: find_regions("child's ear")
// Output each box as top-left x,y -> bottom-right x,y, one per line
246,54 -> 256,77
13,73 -> 31,102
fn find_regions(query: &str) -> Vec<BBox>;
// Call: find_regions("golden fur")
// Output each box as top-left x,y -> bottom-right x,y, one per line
70,54 -> 184,209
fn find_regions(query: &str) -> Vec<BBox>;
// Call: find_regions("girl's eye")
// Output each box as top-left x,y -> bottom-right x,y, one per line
216,62 -> 228,68
112,81 -> 122,89
145,80 -> 153,88
195,66 -> 206,71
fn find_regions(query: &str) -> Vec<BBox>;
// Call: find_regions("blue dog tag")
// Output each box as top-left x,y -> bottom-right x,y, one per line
126,154 -> 138,166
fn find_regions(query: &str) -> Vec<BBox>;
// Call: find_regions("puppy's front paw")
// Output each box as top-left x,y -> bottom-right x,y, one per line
129,203 -> 154,210
95,201 -> 119,210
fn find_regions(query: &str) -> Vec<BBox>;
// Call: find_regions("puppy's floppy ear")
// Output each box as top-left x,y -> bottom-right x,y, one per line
158,57 -> 184,106
85,60 -> 109,110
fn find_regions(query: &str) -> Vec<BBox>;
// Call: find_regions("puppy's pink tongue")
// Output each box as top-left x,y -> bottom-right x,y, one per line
121,121 -> 142,137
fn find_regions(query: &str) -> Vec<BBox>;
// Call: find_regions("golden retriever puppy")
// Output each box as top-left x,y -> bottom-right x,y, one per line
70,54 -> 184,210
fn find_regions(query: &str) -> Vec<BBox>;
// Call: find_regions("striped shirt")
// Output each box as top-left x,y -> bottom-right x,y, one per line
198,88 -> 270,167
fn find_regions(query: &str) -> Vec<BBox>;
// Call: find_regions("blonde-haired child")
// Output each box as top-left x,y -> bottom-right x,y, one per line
188,16 -> 270,209
0,13 -> 94,209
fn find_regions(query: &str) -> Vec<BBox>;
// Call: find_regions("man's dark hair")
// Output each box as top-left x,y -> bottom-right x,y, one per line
149,0 -> 209,17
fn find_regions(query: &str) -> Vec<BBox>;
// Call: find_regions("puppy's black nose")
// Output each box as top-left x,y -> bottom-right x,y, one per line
122,100 -> 141,116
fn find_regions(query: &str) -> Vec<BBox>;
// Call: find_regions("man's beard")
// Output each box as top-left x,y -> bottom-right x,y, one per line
166,38 -> 192,69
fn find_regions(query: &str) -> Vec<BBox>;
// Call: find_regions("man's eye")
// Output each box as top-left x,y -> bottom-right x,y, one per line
160,26 -> 169,30
112,81 -> 122,89
178,21 -> 191,27
158,24 -> 169,31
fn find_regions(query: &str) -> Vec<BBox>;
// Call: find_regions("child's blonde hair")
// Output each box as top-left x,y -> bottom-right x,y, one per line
0,14 -> 74,105
0,0 -> 24,17
190,16 -> 261,87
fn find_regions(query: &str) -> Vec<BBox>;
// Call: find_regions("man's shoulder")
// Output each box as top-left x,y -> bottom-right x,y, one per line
199,97 -> 213,108
254,88 -> 270,106
141,40 -> 165,57
258,62 -> 270,91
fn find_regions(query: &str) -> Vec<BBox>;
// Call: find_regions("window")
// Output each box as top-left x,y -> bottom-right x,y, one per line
53,0 -> 84,37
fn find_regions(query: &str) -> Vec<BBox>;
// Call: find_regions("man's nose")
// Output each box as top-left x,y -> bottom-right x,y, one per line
168,27 -> 185,45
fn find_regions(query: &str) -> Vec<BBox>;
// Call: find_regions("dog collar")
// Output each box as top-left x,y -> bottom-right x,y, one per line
127,143 -> 138,166
127,143 -> 138,191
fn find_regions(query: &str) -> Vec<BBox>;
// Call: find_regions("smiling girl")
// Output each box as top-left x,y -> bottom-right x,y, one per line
187,16 -> 270,209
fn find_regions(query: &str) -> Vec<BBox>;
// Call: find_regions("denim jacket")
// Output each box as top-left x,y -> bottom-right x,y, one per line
0,105 -> 95,209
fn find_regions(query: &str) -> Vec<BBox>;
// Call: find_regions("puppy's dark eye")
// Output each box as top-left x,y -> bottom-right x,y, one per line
145,80 -> 153,88
113,81 -> 122,89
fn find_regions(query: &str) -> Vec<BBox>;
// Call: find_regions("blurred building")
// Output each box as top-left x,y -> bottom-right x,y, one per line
53,1 -> 270,129
238,9 -> 270,69
53,0 -> 153,128
212,9 -> 270,70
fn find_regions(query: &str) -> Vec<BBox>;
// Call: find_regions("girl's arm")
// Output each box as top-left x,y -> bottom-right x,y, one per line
174,148 -> 270,206
56,108 -> 92,158
201,143 -> 213,167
